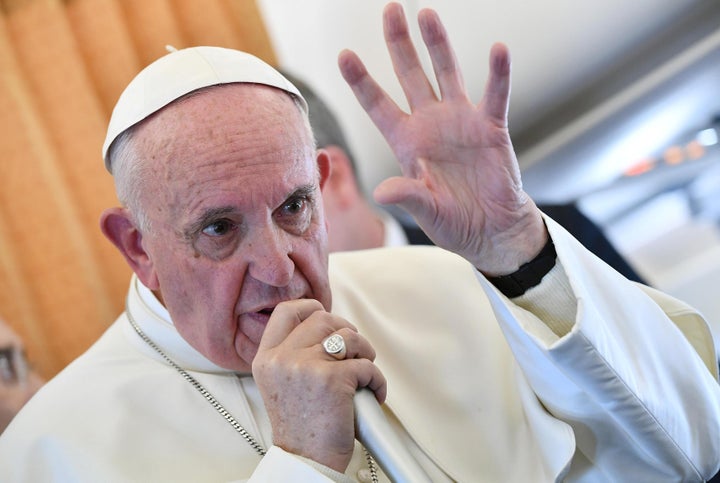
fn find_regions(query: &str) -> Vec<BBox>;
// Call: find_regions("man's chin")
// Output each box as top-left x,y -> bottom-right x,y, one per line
213,351 -> 254,374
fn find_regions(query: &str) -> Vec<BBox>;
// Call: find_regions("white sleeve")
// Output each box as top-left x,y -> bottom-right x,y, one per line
477,215 -> 720,480
246,446 -> 355,483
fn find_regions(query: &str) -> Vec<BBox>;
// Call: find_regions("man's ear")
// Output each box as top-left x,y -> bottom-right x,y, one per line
99,208 -> 159,290
319,146 -> 360,208
317,148 -> 332,191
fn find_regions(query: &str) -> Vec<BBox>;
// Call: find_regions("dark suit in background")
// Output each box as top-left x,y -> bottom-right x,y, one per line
399,202 -> 646,285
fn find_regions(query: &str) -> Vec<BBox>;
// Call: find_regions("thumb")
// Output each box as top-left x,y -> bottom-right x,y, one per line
373,177 -> 433,222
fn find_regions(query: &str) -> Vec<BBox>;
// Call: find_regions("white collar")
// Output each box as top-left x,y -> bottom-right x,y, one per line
135,277 -> 171,320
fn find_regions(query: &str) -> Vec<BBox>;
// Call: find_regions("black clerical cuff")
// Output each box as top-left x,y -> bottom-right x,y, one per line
486,236 -> 557,298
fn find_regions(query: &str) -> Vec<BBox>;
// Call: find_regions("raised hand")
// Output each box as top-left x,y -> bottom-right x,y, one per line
338,2 -> 547,275
252,299 -> 386,473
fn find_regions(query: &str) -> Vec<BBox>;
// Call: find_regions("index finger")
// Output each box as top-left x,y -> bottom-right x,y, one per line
258,299 -> 325,351
338,49 -> 405,140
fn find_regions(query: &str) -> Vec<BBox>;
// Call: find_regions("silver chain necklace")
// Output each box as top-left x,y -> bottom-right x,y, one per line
126,300 -> 378,482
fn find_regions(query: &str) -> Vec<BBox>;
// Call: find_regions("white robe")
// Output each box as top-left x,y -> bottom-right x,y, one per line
1,218 -> 718,482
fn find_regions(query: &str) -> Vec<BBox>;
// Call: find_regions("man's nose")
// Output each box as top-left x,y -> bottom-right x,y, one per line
246,226 -> 294,287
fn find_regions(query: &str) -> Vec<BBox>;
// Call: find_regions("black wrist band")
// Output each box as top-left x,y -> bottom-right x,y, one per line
487,236 -> 557,298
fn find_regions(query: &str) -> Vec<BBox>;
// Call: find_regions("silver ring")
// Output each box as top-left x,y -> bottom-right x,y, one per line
322,333 -> 347,360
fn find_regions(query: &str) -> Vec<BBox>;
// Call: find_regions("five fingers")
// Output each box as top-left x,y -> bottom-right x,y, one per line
300,2 -> 513,405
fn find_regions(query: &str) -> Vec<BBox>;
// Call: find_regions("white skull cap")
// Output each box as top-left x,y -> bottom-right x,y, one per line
102,45 -> 307,172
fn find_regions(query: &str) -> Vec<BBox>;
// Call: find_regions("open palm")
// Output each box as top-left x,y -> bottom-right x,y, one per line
339,3 -> 545,274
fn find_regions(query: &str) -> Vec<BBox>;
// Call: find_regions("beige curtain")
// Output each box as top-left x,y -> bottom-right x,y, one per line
0,0 -> 277,378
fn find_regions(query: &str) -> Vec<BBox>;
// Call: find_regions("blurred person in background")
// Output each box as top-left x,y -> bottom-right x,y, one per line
0,317 -> 44,433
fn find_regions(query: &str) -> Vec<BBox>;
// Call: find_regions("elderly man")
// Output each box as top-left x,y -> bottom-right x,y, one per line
1,3 -> 718,482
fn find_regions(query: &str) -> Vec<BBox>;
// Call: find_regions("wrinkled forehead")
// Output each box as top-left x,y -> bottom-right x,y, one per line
125,85 -> 320,235
143,82 -> 311,143
136,84 -> 317,187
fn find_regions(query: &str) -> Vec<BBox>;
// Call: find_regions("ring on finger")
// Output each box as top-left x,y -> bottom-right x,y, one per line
322,333 -> 347,360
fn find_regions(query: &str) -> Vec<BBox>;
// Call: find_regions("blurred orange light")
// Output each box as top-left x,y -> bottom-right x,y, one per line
663,145 -> 685,165
685,140 -> 705,160
624,157 -> 656,176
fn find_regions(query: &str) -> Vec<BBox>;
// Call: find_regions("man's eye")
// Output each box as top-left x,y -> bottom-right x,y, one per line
283,198 -> 307,215
275,196 -> 313,234
202,219 -> 235,237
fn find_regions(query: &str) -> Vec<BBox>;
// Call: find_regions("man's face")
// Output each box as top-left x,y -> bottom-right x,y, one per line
131,84 -> 330,373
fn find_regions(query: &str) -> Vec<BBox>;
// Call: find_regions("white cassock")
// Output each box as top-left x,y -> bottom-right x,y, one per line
0,217 -> 718,482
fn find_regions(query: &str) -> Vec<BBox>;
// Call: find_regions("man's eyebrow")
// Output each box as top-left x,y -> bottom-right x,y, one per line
180,184 -> 318,238
286,184 -> 318,201
183,206 -> 237,240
